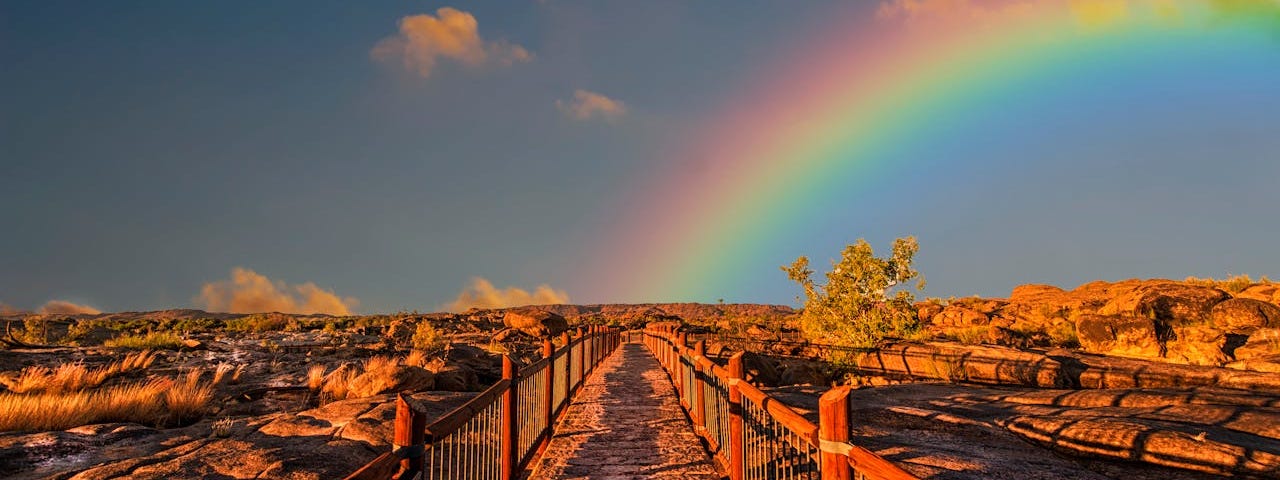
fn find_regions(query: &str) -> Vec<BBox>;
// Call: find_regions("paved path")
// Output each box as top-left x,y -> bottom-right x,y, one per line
526,341 -> 721,479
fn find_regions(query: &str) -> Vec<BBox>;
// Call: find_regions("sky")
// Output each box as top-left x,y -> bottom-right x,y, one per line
2,1 -> 1278,315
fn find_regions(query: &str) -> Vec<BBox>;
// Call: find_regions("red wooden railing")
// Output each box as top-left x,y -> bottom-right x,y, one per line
345,326 -> 622,480
643,325 -> 918,480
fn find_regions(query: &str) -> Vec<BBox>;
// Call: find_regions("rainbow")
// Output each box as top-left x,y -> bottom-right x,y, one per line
583,0 -> 1280,302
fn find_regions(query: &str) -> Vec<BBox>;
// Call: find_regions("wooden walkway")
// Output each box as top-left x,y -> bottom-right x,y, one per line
526,341 -> 721,479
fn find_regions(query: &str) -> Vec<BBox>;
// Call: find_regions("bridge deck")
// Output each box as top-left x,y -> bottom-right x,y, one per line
526,341 -> 721,479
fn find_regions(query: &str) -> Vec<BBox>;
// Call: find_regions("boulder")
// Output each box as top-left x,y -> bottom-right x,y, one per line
1163,326 -> 1229,366
1075,315 -> 1161,358
1234,328 -> 1280,361
1236,283 -> 1280,305
1211,298 -> 1280,333
776,362 -> 827,386
432,365 -> 479,391
502,309 -> 569,338
931,306 -> 990,328
914,302 -> 944,322
1008,284 -> 1066,303
349,366 -> 435,397
1099,282 -> 1229,326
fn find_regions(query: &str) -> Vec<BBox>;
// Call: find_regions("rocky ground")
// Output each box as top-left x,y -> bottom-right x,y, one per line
767,381 -> 1279,479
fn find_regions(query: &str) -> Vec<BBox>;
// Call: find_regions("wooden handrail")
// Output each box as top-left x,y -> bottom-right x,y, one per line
423,378 -> 510,440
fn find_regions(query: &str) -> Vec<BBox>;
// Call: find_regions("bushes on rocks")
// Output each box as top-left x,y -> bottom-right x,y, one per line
782,237 -> 924,348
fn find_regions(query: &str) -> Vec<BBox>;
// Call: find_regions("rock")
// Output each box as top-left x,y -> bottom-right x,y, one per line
1224,354 -> 1280,373
348,366 -> 434,397
432,365 -> 479,391
741,352 -> 780,386
1236,283 -> 1280,305
1075,315 -> 1162,358
181,339 -> 205,350
1233,328 -> 1280,361
1211,298 -> 1280,333
502,309 -> 569,338
854,342 -> 1073,388
1099,282 -> 1229,326
1163,325 -> 1229,366
915,302 -> 944,322
745,324 -> 777,339
932,306 -> 990,328
987,326 -> 1030,349
776,362 -> 827,386
1008,284 -> 1066,303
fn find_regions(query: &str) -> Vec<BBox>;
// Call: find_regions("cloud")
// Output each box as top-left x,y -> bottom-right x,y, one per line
0,302 -> 24,315
38,300 -> 101,315
371,7 -> 532,78
197,267 -> 358,315
556,89 -> 628,121
446,277 -> 570,312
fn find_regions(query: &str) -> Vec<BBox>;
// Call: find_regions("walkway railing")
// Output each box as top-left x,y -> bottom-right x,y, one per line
643,325 -> 918,480
345,326 -> 622,480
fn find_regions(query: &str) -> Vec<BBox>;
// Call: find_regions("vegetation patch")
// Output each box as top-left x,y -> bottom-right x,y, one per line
103,331 -> 186,350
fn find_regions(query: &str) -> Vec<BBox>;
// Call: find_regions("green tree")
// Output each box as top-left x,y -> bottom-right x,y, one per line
782,237 -> 924,348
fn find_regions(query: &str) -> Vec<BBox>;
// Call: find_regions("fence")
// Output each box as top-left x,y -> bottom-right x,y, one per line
643,325 -> 918,480
345,326 -> 622,480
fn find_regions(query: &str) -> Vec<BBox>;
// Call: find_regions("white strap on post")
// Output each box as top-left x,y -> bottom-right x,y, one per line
819,438 -> 855,456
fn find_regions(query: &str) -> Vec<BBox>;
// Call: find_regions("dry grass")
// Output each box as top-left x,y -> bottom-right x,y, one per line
0,369 -> 214,432
307,365 -> 326,391
1184,274 -> 1273,294
165,369 -> 213,424
404,350 -> 427,368
0,351 -> 158,395
212,362 -> 234,385
950,326 -> 990,345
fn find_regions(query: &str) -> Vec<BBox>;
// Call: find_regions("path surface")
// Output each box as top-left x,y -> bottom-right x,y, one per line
526,341 -> 721,479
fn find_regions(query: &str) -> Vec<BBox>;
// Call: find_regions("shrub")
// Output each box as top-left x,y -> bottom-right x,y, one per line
782,237 -> 924,348
225,313 -> 290,332
104,331 -> 186,350
412,321 -> 446,353
1183,274 -> 1272,294
950,326 -> 990,345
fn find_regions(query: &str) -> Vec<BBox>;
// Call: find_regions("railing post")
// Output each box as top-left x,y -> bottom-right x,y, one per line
394,393 -> 425,479
692,340 -> 706,429
819,386 -> 853,480
561,331 -> 572,401
543,338 -> 555,444
727,352 -> 745,480
576,328 -> 586,390
501,355 -> 519,480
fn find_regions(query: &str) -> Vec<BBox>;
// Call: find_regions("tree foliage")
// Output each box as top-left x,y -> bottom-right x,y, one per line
782,237 -> 923,348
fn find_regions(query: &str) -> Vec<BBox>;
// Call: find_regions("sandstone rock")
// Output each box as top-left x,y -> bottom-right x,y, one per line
742,352 -> 780,386
776,362 -> 827,386
855,342 -> 1072,387
915,302 -> 944,322
1224,353 -> 1280,373
931,306 -> 990,328
432,364 -> 479,391
1233,328 -> 1280,361
1099,282 -> 1229,326
349,366 -> 434,397
1211,298 -> 1280,333
1008,284 -> 1066,303
1075,315 -> 1162,358
502,309 -> 569,338
1236,283 -> 1280,305
1163,325 -> 1229,366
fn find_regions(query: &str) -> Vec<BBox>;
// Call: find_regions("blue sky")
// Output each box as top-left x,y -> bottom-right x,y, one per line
2,1 -> 1278,314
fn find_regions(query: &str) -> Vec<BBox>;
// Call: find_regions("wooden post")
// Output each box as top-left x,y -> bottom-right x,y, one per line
819,386 -> 853,480
727,352 -> 745,480
542,338 -> 554,444
501,356 -> 518,480
576,328 -> 586,390
692,340 -> 706,428
561,331 -> 572,400
394,393 -> 425,478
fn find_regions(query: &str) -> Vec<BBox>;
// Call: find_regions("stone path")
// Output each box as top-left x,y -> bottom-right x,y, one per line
526,341 -> 721,479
